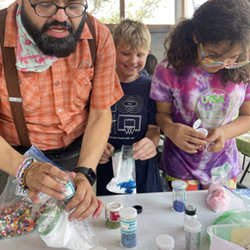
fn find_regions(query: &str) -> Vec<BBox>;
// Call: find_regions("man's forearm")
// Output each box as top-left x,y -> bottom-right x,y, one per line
0,136 -> 25,176
77,107 -> 112,170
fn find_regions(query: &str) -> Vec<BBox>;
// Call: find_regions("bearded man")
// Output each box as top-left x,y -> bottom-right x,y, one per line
0,0 -> 123,221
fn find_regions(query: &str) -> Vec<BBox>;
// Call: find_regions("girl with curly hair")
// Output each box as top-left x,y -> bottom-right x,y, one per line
150,0 -> 250,190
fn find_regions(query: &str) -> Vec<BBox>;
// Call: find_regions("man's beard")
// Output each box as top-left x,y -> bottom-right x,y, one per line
20,7 -> 86,58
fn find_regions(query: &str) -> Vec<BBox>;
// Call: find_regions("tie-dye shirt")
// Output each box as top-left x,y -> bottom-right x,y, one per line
150,58 -> 250,185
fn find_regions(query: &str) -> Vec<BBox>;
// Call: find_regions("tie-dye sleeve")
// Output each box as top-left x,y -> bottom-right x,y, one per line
150,59 -> 174,103
244,82 -> 250,102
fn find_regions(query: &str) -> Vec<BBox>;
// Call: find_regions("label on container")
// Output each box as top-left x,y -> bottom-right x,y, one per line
120,219 -> 137,234
105,202 -> 123,221
64,182 -> 75,199
110,211 -> 120,222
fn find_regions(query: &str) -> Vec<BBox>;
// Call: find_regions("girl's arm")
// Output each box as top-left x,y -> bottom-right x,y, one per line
206,101 -> 250,152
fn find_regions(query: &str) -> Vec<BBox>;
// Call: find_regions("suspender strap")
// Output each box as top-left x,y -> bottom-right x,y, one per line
86,13 -> 97,65
0,8 -> 31,147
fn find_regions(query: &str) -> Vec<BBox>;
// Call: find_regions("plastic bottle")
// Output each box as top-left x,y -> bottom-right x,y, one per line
184,219 -> 202,250
120,207 -> 137,248
56,172 -> 75,204
172,180 -> 186,212
155,234 -> 175,250
184,203 -> 197,225
105,201 -> 123,229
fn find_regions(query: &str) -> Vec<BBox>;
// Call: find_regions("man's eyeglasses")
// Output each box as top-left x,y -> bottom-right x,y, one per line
28,0 -> 88,18
200,43 -> 249,69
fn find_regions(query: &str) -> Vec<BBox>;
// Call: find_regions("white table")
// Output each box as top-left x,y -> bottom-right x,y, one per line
0,190 -> 245,250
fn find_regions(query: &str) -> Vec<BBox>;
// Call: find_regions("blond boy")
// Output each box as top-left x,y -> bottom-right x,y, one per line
96,19 -> 163,195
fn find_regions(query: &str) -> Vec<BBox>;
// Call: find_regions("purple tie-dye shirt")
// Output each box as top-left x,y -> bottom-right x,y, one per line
150,59 -> 250,185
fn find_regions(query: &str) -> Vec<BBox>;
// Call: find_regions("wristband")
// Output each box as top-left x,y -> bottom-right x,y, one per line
16,157 -> 35,190
23,162 -> 42,190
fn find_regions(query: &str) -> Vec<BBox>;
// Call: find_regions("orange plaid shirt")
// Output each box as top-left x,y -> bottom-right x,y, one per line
0,3 -> 123,150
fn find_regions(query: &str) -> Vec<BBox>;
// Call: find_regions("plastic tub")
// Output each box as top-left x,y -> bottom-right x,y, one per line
207,222 -> 250,247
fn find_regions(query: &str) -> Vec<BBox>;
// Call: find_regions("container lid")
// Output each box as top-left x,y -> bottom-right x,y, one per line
155,234 -> 175,250
105,201 -> 123,212
196,128 -> 208,136
172,180 -> 186,190
193,119 -> 201,130
184,219 -> 202,233
185,203 -> 197,216
119,207 -> 137,219
133,205 -> 143,214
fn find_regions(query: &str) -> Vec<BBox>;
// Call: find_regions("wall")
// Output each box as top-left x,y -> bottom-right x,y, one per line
149,28 -> 170,63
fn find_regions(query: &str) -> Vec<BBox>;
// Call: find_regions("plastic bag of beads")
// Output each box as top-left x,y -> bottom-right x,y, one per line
106,145 -> 136,194
0,176 -> 48,239
206,162 -> 232,213
37,201 -> 99,249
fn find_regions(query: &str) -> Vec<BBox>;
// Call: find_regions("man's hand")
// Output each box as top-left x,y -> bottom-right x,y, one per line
65,173 -> 102,221
26,162 -> 73,204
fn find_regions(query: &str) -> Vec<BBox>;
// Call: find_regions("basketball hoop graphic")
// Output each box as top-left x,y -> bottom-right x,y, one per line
124,119 -> 135,134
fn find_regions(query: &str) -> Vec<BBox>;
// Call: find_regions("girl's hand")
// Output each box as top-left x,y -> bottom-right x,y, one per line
169,123 -> 207,154
206,127 -> 226,152
133,137 -> 157,160
99,143 -> 114,164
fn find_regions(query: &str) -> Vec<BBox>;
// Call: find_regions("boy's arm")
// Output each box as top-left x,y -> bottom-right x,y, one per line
145,124 -> 160,147
133,124 -> 160,160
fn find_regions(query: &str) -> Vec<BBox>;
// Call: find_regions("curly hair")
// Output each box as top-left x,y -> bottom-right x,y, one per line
164,0 -> 250,84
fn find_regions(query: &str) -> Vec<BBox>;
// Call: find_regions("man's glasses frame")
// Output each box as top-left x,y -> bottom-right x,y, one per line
28,0 -> 88,18
200,43 -> 249,69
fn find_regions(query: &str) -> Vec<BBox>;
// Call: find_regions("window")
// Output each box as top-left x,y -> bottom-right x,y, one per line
1,0 -> 207,27
185,0 -> 207,18
88,0 -> 176,29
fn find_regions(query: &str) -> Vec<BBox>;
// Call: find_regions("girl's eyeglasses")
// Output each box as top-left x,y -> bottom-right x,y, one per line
200,43 -> 249,69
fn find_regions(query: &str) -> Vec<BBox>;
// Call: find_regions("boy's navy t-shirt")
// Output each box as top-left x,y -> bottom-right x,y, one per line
97,74 -> 163,195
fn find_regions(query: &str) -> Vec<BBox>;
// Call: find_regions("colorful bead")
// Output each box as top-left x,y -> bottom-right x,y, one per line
0,201 -> 47,239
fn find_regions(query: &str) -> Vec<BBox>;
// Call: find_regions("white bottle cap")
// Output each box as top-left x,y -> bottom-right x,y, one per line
184,219 -> 202,233
156,234 -> 175,250
196,128 -> 208,136
193,119 -> 202,130
119,207 -> 137,220
193,119 -> 208,136
172,180 -> 186,190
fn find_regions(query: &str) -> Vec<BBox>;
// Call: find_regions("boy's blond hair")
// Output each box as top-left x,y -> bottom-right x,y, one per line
113,19 -> 151,50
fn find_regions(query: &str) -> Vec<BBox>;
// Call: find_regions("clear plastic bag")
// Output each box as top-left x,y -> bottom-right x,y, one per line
206,162 -> 232,212
37,201 -> 99,249
0,176 -> 48,239
24,144 -> 62,169
106,145 -> 136,194
24,144 -> 75,204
